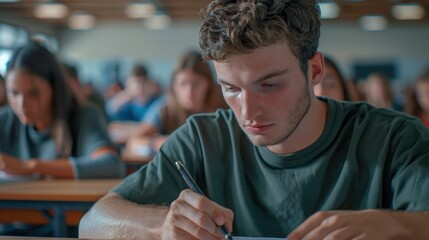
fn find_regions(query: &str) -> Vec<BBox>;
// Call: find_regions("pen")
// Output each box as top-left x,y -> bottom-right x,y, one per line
175,160 -> 233,240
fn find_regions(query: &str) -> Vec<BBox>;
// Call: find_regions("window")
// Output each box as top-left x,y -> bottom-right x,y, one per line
0,49 -> 12,76
0,23 -> 29,76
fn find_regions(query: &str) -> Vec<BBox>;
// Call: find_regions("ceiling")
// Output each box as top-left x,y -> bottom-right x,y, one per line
1,0 -> 429,28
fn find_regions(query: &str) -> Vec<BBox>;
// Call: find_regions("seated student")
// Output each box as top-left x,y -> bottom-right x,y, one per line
105,64 -> 162,122
106,64 -> 164,144
313,55 -> 350,101
80,0 -> 429,239
0,74 -> 7,107
405,67 -> 429,128
0,41 -> 124,179
124,50 -> 227,157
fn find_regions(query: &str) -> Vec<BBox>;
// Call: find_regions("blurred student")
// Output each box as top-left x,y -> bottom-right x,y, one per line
365,72 -> 401,110
405,67 -> 429,128
125,50 -> 228,157
0,41 -> 124,179
314,56 -> 349,101
106,64 -> 165,144
0,74 -> 7,107
105,64 -> 162,122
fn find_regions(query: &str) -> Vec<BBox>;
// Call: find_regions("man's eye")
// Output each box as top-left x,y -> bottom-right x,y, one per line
224,86 -> 239,92
261,83 -> 277,88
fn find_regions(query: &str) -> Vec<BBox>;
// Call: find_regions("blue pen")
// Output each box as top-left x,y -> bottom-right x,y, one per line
175,160 -> 233,240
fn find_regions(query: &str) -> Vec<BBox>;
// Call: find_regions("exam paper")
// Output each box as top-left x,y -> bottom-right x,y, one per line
233,237 -> 285,240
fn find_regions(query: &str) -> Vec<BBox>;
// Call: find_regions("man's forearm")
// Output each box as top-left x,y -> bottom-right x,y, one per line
79,192 -> 169,239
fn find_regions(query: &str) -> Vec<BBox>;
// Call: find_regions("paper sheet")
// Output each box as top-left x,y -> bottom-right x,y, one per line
0,171 -> 38,184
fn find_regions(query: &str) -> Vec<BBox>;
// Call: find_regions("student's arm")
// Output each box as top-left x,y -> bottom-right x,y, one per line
0,146 -> 118,179
79,190 -> 233,240
288,210 -> 429,240
0,153 -> 73,178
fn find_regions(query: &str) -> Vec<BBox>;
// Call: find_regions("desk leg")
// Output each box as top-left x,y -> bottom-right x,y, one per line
52,206 -> 67,237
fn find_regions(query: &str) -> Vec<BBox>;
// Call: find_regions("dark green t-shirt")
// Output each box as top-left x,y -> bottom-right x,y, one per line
113,98 -> 429,237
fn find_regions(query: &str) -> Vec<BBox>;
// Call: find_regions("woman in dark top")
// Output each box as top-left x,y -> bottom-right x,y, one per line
0,41 -> 124,179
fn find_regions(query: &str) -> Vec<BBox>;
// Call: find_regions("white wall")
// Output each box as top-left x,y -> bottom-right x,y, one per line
319,22 -> 429,84
60,20 -> 201,89
59,20 -> 429,90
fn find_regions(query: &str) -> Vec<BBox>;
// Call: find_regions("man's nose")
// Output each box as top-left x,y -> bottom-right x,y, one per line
240,91 -> 262,120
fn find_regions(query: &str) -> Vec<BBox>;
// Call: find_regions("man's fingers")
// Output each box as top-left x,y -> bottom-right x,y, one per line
300,214 -> 349,240
171,195 -> 224,239
212,201 -> 234,231
289,211 -> 335,240
178,189 -> 234,235
171,214 -> 221,240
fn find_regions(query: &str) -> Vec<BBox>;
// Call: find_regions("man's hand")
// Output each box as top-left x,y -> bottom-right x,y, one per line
0,153 -> 36,175
288,210 -> 412,240
161,189 -> 234,240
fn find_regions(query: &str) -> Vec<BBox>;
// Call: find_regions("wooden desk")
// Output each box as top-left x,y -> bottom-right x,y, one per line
0,179 -> 122,237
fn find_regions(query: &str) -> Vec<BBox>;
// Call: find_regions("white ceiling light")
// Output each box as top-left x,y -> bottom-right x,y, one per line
34,2 -> 68,19
392,3 -> 425,20
69,12 -> 96,30
144,14 -> 171,30
319,2 -> 340,19
125,2 -> 156,18
359,15 -> 388,31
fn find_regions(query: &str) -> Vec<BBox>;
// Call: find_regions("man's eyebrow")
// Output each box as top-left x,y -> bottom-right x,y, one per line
218,68 -> 289,86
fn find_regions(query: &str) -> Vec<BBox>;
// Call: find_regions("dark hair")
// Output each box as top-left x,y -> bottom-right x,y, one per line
199,0 -> 321,75
160,50 -> 227,134
0,74 -> 6,106
324,55 -> 350,101
63,63 -> 78,80
6,41 -> 78,157
131,64 -> 148,78
405,67 -> 429,117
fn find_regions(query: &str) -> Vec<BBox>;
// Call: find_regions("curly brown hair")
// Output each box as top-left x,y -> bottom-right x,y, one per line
199,0 -> 321,74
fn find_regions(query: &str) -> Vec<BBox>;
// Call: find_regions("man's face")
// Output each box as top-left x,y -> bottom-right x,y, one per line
214,43 -> 320,147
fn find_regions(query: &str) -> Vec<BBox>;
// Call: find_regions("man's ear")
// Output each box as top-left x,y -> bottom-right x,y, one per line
308,52 -> 325,87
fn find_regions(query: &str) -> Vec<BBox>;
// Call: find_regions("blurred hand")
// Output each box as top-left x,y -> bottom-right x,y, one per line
288,210 -> 411,240
161,189 -> 234,240
0,153 -> 35,175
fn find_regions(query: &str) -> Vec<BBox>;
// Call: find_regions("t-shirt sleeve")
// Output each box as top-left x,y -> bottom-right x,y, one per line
75,105 -> 115,156
388,118 -> 429,210
112,119 -> 203,205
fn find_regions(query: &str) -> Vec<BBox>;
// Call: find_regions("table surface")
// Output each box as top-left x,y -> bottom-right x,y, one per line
0,179 -> 122,202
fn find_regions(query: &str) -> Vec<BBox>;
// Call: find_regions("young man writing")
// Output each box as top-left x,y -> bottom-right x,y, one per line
80,0 -> 429,239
